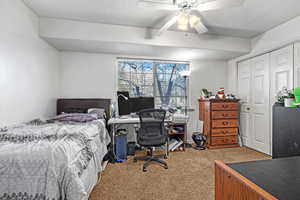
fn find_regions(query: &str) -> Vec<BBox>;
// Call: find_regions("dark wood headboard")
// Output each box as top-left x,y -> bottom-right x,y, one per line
57,98 -> 111,119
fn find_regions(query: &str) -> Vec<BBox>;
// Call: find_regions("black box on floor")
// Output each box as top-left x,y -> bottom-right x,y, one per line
127,142 -> 136,156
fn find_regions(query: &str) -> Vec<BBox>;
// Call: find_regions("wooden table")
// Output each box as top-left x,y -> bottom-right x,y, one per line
215,157 -> 300,200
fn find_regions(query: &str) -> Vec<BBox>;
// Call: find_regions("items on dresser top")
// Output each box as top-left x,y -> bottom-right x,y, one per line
199,99 -> 240,149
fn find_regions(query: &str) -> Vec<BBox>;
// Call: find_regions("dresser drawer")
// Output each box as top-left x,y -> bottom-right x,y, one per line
212,111 -> 238,119
212,120 -> 239,128
211,128 -> 238,137
211,103 -> 239,111
211,136 -> 238,146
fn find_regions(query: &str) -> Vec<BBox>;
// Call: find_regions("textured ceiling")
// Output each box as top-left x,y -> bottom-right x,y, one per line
24,0 -> 300,38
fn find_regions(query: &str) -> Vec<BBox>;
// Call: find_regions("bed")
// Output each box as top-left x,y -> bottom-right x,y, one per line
0,98 -> 111,200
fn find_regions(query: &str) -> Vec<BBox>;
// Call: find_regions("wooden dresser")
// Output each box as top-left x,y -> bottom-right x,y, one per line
199,99 -> 240,149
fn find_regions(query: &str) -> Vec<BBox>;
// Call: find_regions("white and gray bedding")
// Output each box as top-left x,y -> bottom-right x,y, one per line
0,119 -> 110,200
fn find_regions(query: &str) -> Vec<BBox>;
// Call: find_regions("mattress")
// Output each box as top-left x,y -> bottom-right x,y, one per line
0,119 -> 110,200
81,120 -> 110,195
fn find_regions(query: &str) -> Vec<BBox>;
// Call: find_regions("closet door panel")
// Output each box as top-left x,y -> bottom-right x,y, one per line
238,60 -> 251,110
294,43 -> 300,87
238,60 -> 252,148
270,45 -> 294,104
250,54 -> 270,155
240,112 -> 251,147
269,45 -> 294,156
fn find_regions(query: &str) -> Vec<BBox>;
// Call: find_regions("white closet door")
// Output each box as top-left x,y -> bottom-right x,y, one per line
294,43 -> 300,87
270,45 -> 294,105
269,45 -> 294,156
238,60 -> 252,148
250,54 -> 270,154
238,54 -> 271,154
238,45 -> 293,155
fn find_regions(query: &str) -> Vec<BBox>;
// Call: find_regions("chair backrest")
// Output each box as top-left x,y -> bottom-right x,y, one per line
137,109 -> 167,147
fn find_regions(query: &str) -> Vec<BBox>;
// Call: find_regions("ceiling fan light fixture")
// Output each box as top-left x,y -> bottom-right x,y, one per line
177,13 -> 190,30
146,0 -> 245,37
194,19 -> 208,34
189,15 -> 200,28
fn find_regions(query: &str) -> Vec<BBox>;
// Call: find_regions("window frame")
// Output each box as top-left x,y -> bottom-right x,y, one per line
117,59 -> 190,108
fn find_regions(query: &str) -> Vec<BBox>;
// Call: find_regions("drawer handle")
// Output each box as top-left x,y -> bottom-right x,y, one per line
222,139 -> 229,142
222,131 -> 228,134
222,121 -> 229,125
222,105 -> 229,108
222,114 -> 229,117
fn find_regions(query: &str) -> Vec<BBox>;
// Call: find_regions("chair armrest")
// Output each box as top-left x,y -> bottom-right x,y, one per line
164,123 -> 170,132
134,124 -> 139,133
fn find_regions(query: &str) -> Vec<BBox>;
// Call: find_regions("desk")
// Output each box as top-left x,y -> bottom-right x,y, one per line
108,117 -> 173,157
214,157 -> 300,200
108,117 -> 142,125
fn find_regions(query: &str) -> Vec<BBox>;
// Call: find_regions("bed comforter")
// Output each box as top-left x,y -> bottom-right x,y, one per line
0,120 -> 110,200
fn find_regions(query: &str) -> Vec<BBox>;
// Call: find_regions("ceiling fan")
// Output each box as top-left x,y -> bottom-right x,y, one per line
140,0 -> 245,37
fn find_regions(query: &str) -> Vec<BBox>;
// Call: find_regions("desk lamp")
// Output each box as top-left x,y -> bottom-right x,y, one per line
179,70 -> 191,116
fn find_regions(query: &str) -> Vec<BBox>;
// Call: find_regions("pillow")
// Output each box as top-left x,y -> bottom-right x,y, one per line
26,118 -> 47,126
51,113 -> 98,123
88,108 -> 106,119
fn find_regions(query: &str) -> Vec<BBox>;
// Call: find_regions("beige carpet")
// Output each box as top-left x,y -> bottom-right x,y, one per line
90,147 -> 270,200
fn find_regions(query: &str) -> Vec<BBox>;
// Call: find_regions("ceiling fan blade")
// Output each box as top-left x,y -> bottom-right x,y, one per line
138,0 -> 178,10
193,20 -> 208,35
197,0 -> 245,12
154,12 -> 181,37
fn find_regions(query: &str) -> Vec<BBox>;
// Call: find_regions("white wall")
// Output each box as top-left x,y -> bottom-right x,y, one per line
189,60 -> 228,140
59,52 -> 116,100
227,60 -> 238,94
228,15 -> 300,94
60,51 -> 228,142
0,0 -> 60,126
251,16 -> 300,54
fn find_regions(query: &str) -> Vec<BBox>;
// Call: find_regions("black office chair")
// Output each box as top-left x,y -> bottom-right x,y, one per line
133,109 -> 168,172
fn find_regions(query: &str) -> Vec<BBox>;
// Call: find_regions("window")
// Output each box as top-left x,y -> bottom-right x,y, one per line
118,59 -> 189,108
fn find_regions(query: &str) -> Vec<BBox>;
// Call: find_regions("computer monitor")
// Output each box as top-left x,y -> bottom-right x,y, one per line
130,97 -> 155,113
117,91 -> 130,116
